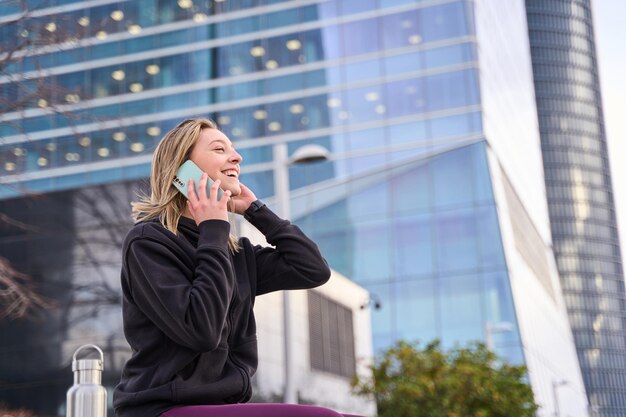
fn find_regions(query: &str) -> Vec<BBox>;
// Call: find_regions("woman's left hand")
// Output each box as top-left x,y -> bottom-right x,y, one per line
228,183 -> 258,215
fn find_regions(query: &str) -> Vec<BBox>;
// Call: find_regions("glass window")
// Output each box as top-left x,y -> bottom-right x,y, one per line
20,109 -> 51,131
23,177 -> 55,193
435,207 -> 479,272
344,59 -> 381,83
426,69 -> 476,112
342,19 -> 380,57
308,227 -> 353,276
305,69 -> 328,89
431,146 -> 476,208
476,205 -> 506,268
393,214 -> 434,276
439,273 -> 483,345
302,28 -> 326,63
265,74 -> 302,94
266,33 -> 301,69
345,86 -> 386,122
366,282 -> 394,354
218,15 -> 259,36
0,124 -> 19,137
388,119 -> 429,146
289,159 -> 334,190
385,77 -> 427,118
390,161 -> 431,214
317,24 -> 342,60
352,219 -> 392,282
346,127 -> 385,152
347,153 -> 386,177
497,346 -> 525,365
431,112 -> 474,138
394,278 -> 437,342
378,0 -> 415,8
339,0 -> 377,15
300,197 -> 347,230
125,35 -> 155,54
240,169 -> 273,199
0,3 -> 21,14
482,271 -> 520,346
424,43 -> 469,69
217,41 -> 255,77
348,179 -> 389,219
384,51 -> 423,76
189,50 -> 211,82
381,10 -> 420,50
420,1 -> 468,43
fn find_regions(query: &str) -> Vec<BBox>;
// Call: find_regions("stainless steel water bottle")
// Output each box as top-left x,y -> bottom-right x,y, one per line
66,344 -> 107,417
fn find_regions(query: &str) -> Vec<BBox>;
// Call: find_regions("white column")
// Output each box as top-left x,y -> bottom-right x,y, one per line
273,143 -> 297,404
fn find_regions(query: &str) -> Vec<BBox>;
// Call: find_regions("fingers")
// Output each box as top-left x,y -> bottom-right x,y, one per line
187,179 -> 198,203
191,174 -> 229,203
209,176 -> 220,201
197,173 -> 208,200
186,174 -> 231,224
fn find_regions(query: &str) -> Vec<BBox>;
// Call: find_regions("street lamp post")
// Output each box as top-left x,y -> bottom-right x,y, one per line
552,379 -> 568,417
484,321 -> 513,351
273,142 -> 329,404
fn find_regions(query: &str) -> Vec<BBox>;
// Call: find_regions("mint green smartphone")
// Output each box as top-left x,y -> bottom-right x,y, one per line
173,160 -> 223,199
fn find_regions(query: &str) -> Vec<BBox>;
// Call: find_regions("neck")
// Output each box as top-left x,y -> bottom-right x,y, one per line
181,206 -> 193,219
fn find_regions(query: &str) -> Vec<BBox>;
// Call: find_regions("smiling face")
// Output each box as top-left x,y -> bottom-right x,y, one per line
189,128 -> 243,196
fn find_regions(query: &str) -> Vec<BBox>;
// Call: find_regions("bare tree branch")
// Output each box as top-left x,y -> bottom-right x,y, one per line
0,1 -> 114,320
0,256 -> 52,319
0,212 -> 40,232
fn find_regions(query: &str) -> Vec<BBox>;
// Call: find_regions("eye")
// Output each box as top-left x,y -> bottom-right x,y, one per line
214,147 -> 225,152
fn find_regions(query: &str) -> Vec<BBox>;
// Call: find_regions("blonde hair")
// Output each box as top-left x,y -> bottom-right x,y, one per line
132,118 -> 240,252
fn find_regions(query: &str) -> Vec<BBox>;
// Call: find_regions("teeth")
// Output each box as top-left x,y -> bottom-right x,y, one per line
222,170 -> 238,178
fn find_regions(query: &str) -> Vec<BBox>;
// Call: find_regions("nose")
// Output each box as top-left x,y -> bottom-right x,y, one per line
230,149 -> 243,164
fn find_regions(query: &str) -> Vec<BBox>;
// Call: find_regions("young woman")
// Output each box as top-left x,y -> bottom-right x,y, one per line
113,119 -> 364,417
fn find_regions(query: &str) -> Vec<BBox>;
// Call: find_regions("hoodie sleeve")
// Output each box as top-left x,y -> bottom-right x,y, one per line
123,220 -> 234,352
246,205 -> 331,295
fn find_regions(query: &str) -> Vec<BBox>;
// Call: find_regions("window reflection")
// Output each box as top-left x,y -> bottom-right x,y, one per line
431,146 -> 476,208
426,69 -> 476,112
420,1 -> 468,43
348,180 -> 389,219
435,207 -> 479,272
352,219 -> 392,282
309,228 -> 353,276
346,86 -> 385,123
239,170 -> 273,199
381,10 -> 421,49
385,77 -> 427,118
482,271 -> 520,350
394,278 -> 437,342
365,283 -> 394,354
390,161 -> 431,213
392,120 -> 429,149
439,273 -> 483,345
393,214 -> 434,276
476,205 -> 506,268
342,19 -> 380,56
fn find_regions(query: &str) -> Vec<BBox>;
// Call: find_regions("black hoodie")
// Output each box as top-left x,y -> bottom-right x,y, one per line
113,205 -> 331,417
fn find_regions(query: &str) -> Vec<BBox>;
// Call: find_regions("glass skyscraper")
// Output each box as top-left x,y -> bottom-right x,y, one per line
0,1 -> 609,416
526,1 -> 626,416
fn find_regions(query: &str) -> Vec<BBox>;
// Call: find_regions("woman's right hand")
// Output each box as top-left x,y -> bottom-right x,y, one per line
187,173 -> 232,224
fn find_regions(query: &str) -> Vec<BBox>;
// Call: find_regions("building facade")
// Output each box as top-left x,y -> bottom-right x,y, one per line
0,0 -> 612,415
526,1 -> 626,415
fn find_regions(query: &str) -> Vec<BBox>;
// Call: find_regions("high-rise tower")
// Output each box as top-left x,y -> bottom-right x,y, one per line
0,1 -> 596,415
526,1 -> 626,415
